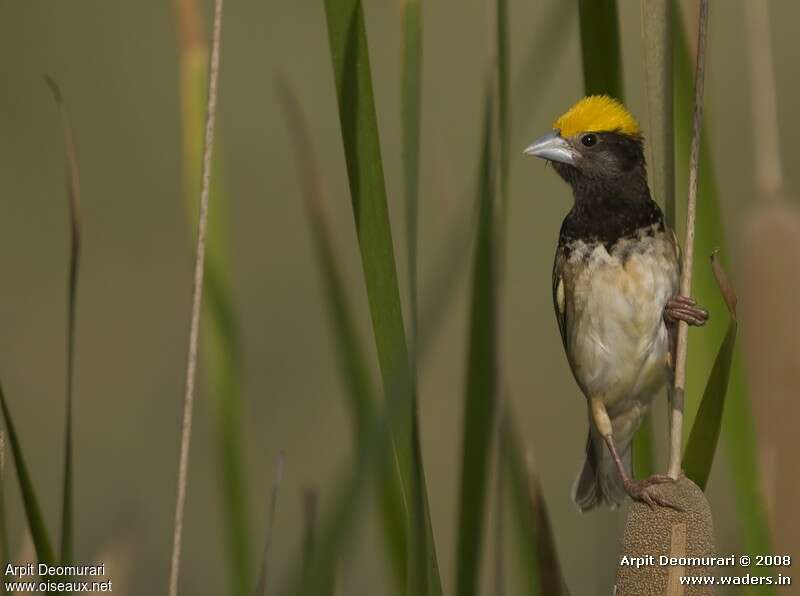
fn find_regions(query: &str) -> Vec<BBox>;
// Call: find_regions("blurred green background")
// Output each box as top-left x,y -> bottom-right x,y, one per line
1,1 -> 798,594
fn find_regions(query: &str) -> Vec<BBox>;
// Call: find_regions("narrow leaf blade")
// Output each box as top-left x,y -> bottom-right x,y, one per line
279,84 -> 408,590
402,0 -> 422,368
44,75 -> 81,566
455,90 -> 498,596
496,0 -> 509,207
322,1 -> 442,593
278,405 -> 396,596
0,384 -> 56,565
641,0 -> 675,223
0,432 -> 8,593
578,0 -> 624,98
683,255 -> 737,490
511,0 -> 576,133
323,0 -> 413,497
502,411 -> 568,596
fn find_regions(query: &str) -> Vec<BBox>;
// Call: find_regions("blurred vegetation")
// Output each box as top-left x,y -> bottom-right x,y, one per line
673,13 -> 773,588
0,0 -> 793,594
173,1 -> 252,592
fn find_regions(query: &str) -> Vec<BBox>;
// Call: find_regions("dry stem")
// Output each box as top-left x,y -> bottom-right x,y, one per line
668,0 -> 709,480
168,0 -> 224,593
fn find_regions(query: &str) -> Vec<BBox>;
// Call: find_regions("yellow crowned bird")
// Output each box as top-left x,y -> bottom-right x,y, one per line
524,96 -> 708,511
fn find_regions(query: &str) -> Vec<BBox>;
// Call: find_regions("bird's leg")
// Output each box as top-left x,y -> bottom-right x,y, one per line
664,295 -> 709,327
601,434 -> 681,511
590,398 -> 681,511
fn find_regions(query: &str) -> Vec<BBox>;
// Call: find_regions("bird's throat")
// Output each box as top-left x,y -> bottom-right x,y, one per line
558,170 -> 665,249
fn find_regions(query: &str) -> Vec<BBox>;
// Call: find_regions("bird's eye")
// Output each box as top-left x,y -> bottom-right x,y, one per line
581,133 -> 598,147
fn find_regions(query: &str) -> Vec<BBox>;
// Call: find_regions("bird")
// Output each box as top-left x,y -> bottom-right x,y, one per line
524,95 -> 708,511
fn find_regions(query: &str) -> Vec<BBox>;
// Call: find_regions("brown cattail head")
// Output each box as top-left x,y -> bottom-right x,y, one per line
615,477 -> 715,595
742,201 -> 800,563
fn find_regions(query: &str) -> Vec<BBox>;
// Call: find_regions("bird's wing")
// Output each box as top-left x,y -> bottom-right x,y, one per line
552,246 -> 568,350
670,227 -> 682,270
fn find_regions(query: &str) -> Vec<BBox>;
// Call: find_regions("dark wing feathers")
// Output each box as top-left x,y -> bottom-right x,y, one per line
552,246 -> 568,350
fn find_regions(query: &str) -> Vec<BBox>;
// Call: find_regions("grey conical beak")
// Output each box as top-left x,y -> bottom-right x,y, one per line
523,131 -> 576,166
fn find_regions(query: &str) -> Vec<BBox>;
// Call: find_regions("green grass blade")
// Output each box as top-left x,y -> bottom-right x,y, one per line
683,254 -> 737,490
44,76 -> 81,567
502,410 -> 568,596
0,432 -> 8,593
281,406 -> 392,596
286,458 -> 371,596
578,0 -> 623,98
496,0 -> 509,208
579,0 -> 657,479
276,346 -> 417,596
491,443 -> 505,596
418,203 -> 477,363
322,2 -> 441,593
0,384 -> 56,565
279,84 -> 408,591
279,338 -> 437,596
641,0 -> 675,224
674,10 -> 773,585
454,0 -> 510,586
511,0 -> 576,133
455,90 -> 498,596
402,0 -> 422,374
173,2 -> 251,592
416,0 -> 576,369
323,0 -> 413,493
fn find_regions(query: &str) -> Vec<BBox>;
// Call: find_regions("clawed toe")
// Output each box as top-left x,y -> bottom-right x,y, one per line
670,296 -> 696,307
643,474 -> 673,485
624,476 -> 683,511
665,296 -> 709,327
648,491 -> 683,512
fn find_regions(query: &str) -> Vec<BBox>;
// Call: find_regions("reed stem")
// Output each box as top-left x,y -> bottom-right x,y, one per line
168,0 -> 224,592
668,0 -> 709,480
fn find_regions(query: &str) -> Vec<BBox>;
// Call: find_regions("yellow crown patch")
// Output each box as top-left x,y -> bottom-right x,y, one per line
553,95 -> 641,138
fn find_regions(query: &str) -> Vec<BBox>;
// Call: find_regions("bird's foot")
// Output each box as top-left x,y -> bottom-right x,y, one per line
664,296 -> 709,327
623,475 -> 683,511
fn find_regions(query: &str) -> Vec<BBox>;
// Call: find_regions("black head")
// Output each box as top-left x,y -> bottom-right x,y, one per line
553,131 -> 644,182
525,129 -> 650,204
525,129 -> 664,246
525,97 -> 663,244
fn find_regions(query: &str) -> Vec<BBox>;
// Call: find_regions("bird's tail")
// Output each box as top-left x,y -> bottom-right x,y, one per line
572,431 -> 631,512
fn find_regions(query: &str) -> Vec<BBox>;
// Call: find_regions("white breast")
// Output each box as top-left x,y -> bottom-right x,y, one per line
563,231 -> 679,415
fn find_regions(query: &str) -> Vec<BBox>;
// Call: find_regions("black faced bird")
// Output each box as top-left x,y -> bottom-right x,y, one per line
524,96 -> 708,511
